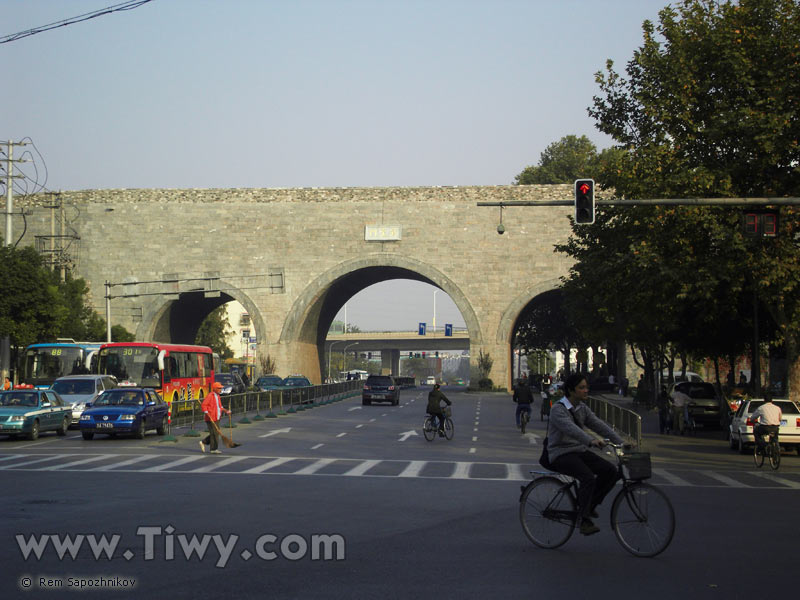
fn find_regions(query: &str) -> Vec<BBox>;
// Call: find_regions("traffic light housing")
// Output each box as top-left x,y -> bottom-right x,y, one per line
574,179 -> 595,224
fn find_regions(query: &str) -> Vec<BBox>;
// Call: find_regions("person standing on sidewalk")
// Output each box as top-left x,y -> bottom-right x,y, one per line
199,382 -> 230,454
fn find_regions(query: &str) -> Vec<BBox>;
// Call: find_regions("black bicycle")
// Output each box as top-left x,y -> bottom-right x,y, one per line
519,442 -> 675,557
520,406 -> 531,434
753,428 -> 780,470
423,405 -> 453,441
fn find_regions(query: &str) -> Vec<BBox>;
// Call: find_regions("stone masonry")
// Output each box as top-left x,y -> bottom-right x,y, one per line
14,184 -> 587,389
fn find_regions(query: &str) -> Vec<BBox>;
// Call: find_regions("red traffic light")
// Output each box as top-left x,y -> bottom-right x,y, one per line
574,178 -> 595,225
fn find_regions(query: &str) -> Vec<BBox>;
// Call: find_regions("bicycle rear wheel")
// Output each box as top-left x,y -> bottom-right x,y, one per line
444,417 -> 454,440
422,417 -> 435,442
519,477 -> 577,549
753,443 -> 764,468
521,411 -> 528,434
769,441 -> 781,470
611,482 -> 675,558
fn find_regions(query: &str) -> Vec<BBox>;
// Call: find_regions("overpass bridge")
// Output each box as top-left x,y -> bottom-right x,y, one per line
15,184 -> 582,389
324,331 -> 470,375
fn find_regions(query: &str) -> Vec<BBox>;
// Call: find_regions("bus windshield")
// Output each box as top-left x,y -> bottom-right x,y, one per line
23,346 -> 90,388
97,346 -> 161,388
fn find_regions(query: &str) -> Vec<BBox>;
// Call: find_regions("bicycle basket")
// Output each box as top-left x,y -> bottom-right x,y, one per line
442,406 -> 452,417
621,452 -> 652,480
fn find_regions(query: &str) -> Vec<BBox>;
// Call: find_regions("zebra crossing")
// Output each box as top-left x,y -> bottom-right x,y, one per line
2,451 -> 799,488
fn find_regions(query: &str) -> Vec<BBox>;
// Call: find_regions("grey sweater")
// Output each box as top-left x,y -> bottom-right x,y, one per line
546,399 -> 623,463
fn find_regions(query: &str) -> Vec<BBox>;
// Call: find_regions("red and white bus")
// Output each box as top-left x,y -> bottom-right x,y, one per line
96,342 -> 214,410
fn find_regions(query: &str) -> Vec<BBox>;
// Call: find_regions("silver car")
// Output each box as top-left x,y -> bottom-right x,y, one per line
51,375 -> 118,425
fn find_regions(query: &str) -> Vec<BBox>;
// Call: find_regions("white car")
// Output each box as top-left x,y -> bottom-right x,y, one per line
728,398 -> 800,454
425,376 -> 437,385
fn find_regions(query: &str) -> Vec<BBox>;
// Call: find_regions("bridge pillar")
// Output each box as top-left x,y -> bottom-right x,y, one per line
381,349 -> 400,376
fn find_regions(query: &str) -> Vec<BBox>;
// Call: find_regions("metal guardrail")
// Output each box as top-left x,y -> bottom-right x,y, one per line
587,395 -> 642,447
168,380 -> 364,430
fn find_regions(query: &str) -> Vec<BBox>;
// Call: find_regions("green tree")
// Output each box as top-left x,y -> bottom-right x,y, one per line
514,135 -> 598,184
195,305 -> 234,359
0,243 -> 64,351
515,290 -> 583,376
583,0 -> 800,398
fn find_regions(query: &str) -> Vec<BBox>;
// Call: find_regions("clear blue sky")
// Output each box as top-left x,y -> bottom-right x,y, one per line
2,0 -> 669,330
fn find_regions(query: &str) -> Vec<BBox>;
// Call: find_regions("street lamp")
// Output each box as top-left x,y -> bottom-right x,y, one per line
433,290 -> 438,335
326,340 -> 359,382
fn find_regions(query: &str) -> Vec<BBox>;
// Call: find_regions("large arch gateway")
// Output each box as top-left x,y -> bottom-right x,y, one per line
16,185 -> 577,388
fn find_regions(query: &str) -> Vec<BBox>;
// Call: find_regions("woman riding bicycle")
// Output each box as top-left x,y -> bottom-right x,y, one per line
426,383 -> 452,437
546,372 -> 623,536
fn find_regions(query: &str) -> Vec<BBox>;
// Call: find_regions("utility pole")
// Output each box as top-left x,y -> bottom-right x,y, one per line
2,139 -> 28,383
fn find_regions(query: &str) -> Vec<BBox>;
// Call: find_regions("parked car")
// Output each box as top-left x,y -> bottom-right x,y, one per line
255,375 -> 283,391
214,372 -> 246,395
425,376 -> 437,385
662,370 -> 703,384
452,378 -> 465,386
79,387 -> 168,440
51,374 -> 118,425
0,389 -> 72,440
281,375 -> 312,388
728,398 -> 800,454
668,381 -> 724,428
362,375 -> 400,406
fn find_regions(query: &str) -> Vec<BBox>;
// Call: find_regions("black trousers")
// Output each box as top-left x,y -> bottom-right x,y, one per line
202,420 -> 219,451
550,450 -> 619,520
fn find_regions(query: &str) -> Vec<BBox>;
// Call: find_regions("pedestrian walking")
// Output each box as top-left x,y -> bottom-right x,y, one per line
199,382 -> 231,454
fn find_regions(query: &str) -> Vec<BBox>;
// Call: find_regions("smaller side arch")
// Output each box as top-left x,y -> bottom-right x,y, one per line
495,277 -> 563,344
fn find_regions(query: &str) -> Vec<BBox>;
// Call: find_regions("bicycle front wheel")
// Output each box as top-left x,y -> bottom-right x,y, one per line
769,442 -> 781,470
521,412 -> 528,434
519,477 -> 577,549
611,482 -> 675,558
753,443 -> 764,468
444,417 -> 454,440
422,417 -> 435,442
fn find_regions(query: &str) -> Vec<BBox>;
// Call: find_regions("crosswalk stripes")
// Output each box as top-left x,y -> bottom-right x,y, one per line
0,453 -> 798,488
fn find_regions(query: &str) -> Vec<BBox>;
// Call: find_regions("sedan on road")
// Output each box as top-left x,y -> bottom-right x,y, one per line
255,375 -> 283,391
729,398 -> 800,454
51,374 -> 118,425
214,372 -> 246,395
0,389 -> 72,440
79,387 -> 168,440
362,375 -> 400,406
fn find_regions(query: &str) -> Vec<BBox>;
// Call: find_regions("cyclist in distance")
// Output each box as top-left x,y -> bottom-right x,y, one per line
751,390 -> 782,452
513,376 -> 534,429
426,383 -> 452,437
546,372 -> 624,536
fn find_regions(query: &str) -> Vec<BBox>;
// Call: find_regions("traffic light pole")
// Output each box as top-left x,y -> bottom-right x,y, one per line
477,197 -> 800,207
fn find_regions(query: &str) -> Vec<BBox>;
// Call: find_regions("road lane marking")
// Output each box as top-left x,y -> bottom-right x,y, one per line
0,454 -> 23,462
241,457 -> 293,474
344,459 -> 380,477
469,448 -> 476,454
652,468 -> 691,486
294,458 -> 336,475
310,444 -> 324,450
190,456 -> 249,473
336,432 -> 347,438
40,455 -> 114,470
450,462 -> 471,479
142,456 -> 205,472
89,455 -> 156,471
355,424 -> 364,429
750,471 -> 800,489
700,470 -> 750,487
0,454 -> 78,469
506,463 -> 527,480
398,460 -> 426,477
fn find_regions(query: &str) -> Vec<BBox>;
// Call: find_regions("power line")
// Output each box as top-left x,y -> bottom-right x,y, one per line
0,0 -> 155,44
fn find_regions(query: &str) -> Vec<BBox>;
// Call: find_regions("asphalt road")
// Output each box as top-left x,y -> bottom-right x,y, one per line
2,386 -> 798,599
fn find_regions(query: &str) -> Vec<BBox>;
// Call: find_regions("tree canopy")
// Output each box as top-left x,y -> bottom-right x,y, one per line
549,0 -> 800,398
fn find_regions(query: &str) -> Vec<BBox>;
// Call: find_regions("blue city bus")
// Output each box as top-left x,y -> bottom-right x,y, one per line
21,340 -> 103,389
